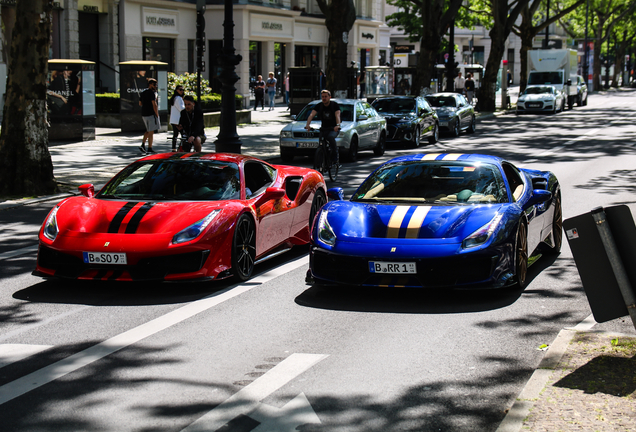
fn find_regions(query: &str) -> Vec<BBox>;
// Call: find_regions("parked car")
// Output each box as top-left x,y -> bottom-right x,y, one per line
371,96 -> 439,147
34,153 -> 327,283
424,93 -> 476,137
279,99 -> 387,163
574,75 -> 588,107
516,85 -> 565,114
307,153 -> 562,290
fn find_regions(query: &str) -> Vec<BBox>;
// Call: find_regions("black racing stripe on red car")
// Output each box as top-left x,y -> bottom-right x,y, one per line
93,270 -> 108,280
125,202 -> 155,234
108,202 -> 138,233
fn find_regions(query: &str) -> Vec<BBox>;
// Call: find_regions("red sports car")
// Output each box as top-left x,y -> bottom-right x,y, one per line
34,153 -> 327,282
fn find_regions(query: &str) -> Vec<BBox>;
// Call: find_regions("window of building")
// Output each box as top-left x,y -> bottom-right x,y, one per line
249,41 -> 262,79
144,37 -> 175,71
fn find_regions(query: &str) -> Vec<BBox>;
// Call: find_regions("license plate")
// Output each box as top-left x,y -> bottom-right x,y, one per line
439,121 -> 448,127
296,142 -> 316,148
369,261 -> 416,274
527,103 -> 542,108
83,252 -> 127,265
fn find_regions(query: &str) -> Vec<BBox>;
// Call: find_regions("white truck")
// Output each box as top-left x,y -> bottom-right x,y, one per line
527,49 -> 578,109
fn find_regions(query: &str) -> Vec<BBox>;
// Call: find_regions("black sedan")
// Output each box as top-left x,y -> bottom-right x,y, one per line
371,96 -> 439,147
425,93 -> 476,137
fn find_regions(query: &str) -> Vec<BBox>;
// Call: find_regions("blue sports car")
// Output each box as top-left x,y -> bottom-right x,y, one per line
308,153 -> 562,289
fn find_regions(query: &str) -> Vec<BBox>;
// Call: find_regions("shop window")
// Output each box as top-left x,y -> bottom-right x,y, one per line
144,37 -> 175,71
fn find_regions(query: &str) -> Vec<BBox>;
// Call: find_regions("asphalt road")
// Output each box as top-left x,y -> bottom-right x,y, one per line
1,90 -> 635,431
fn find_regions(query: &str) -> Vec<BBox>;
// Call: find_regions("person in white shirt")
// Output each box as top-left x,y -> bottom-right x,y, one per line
169,86 -> 186,151
454,72 -> 465,95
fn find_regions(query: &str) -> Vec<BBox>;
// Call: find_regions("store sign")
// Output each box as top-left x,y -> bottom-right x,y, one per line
262,22 -> 283,31
78,0 -> 103,13
394,45 -> 414,54
142,7 -> 179,35
251,13 -> 293,38
358,28 -> 377,45
393,54 -> 408,67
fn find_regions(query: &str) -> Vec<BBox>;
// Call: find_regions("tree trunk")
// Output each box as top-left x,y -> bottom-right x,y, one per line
412,0 -> 444,95
0,0 -> 56,197
320,0 -> 356,94
518,25 -> 535,92
480,25 -> 508,112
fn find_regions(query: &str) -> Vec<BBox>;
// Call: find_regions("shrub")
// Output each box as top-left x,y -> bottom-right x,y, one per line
95,93 -> 120,113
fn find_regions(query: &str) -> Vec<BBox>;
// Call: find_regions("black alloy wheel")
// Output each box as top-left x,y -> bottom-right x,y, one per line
232,214 -> 256,281
412,127 -> 421,148
515,222 -> 529,289
428,123 -> 439,144
452,119 -> 460,137
347,136 -> 358,162
467,116 -> 476,134
373,132 -> 386,156
547,194 -> 563,254
309,189 -> 327,229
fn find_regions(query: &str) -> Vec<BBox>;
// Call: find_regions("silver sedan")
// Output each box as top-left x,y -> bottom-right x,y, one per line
279,99 -> 387,163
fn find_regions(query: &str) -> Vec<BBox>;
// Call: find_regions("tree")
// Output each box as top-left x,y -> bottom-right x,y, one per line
514,0 -> 585,91
0,0 -> 56,197
386,0 -> 468,96
315,0 -> 357,93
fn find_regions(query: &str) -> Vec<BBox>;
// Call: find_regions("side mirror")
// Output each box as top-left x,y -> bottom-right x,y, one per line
527,189 -> 552,207
358,115 -> 368,121
255,186 -> 285,206
79,184 -> 95,198
327,187 -> 344,201
291,115 -> 297,120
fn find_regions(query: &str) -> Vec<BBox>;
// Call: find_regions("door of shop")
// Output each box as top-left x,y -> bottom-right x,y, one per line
78,12 -> 100,90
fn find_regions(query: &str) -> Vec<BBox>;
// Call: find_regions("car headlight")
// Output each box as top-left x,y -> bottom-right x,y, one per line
172,209 -> 221,244
317,210 -> 336,246
43,206 -> 60,241
280,131 -> 292,138
462,213 -> 504,249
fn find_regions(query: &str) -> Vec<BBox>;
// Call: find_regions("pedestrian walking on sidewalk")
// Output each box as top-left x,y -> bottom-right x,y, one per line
284,72 -> 290,110
139,78 -> 160,154
266,72 -> 277,111
465,73 -> 475,105
254,75 -> 265,110
177,95 -> 205,152
169,85 -> 185,151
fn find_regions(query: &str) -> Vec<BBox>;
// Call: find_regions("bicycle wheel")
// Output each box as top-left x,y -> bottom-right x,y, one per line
327,153 -> 339,181
313,147 -> 325,173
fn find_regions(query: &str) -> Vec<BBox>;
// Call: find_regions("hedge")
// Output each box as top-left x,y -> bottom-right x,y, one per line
95,91 -> 243,114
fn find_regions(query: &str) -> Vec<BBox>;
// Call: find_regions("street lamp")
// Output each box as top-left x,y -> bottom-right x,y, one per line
215,0 -> 243,153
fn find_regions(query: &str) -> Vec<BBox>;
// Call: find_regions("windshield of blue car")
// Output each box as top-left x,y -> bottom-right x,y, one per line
523,87 -> 554,95
351,161 -> 508,204
97,160 -> 241,201
425,96 -> 457,108
296,102 -> 355,122
372,99 -> 416,114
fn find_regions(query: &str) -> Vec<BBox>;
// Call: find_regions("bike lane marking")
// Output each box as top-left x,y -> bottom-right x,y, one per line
0,255 -> 309,405
182,353 -> 328,432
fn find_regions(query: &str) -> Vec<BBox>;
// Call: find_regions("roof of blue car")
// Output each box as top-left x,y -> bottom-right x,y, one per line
384,153 -> 504,165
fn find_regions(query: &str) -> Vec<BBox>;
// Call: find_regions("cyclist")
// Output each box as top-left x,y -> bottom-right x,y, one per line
304,89 -> 341,166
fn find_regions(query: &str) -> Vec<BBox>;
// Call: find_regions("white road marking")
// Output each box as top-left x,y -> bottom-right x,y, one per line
0,245 -> 38,261
182,353 -> 328,432
0,344 -> 53,369
570,313 -> 596,331
250,392 -> 321,432
0,255 -> 309,406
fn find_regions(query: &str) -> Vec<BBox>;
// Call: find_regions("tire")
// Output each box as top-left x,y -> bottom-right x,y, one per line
514,222 -> 529,289
547,194 -> 563,254
568,96 -> 574,110
452,119 -> 460,137
427,123 -> 439,144
583,94 -> 588,106
373,132 -> 386,156
467,116 -> 476,134
346,136 -> 358,162
411,127 -> 421,148
313,147 -> 324,173
280,148 -> 294,163
309,189 -> 327,229
327,155 -> 339,182
232,214 -> 256,281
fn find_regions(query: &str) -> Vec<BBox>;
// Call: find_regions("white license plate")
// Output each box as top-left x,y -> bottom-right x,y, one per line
527,103 -> 541,108
83,252 -> 128,265
439,121 -> 448,127
296,142 -> 316,148
369,261 -> 416,274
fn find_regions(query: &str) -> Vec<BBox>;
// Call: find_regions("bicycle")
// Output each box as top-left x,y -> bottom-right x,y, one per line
169,132 -> 199,152
310,128 -> 339,181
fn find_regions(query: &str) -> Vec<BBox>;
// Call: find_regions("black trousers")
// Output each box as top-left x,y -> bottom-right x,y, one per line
254,92 -> 265,110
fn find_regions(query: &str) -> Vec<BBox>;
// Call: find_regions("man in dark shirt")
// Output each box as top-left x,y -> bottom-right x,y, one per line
177,95 -> 205,152
139,78 -> 159,154
305,90 -> 341,164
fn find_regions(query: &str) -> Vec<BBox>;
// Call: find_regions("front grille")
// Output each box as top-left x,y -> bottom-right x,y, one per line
311,248 -> 497,287
293,131 -> 319,138
37,245 -> 210,280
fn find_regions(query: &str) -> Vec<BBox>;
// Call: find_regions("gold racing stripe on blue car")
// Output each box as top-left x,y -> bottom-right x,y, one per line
421,153 -> 441,161
387,206 -> 410,238
405,206 -> 431,239
442,153 -> 463,160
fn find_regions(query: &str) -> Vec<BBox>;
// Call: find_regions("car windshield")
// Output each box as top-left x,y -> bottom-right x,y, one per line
97,160 -> 241,201
295,102 -> 355,122
528,71 -> 564,85
425,96 -> 457,108
524,87 -> 553,95
352,160 -> 508,204
372,99 -> 416,114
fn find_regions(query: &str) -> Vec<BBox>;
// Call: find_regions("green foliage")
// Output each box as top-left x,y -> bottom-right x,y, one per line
95,93 -> 120,113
